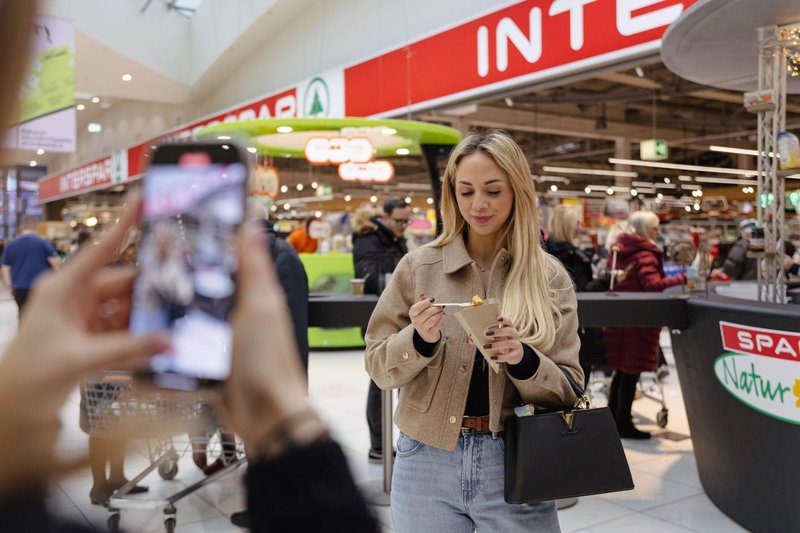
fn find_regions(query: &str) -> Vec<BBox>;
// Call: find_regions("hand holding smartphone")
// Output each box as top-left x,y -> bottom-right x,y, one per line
130,142 -> 248,390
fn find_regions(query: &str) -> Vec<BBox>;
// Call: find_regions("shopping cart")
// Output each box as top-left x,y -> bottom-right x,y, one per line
83,372 -> 246,532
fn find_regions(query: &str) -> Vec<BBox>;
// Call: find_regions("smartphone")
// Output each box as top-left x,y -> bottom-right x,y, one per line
130,142 -> 248,390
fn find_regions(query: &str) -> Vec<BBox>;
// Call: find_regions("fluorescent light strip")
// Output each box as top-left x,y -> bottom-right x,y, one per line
694,176 -> 757,185
681,184 -> 703,190
632,181 -> 654,187
608,158 -> 758,177
542,165 -> 638,178
533,175 -> 571,183
654,183 -> 677,189
548,190 -> 609,198
709,145 -> 777,157
678,175 -> 693,181
587,184 -> 630,191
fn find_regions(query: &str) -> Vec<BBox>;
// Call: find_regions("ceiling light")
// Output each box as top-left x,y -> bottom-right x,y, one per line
344,194 -> 352,202
76,104 -> 85,111
542,166 -> 637,178
283,203 -> 290,210
277,126 -> 293,133
694,176 -> 758,185
664,177 -> 671,184
217,135 -> 231,140
427,197 -> 434,205
36,149 -> 44,155
315,211 -> 322,218
635,66 -> 645,78
504,97 -> 514,107
681,184 -> 702,190
678,175 -> 692,181
685,206 -> 692,212
550,185 -> 558,192
29,160 -> 37,167
91,96 -> 100,103
246,147 -> 257,154
709,145 -> 777,157
655,182 -> 677,189
694,204 -> 701,211
381,128 -> 397,135
606,187 -> 614,195
534,175 -> 570,183
405,196 -> 412,204
657,193 -> 663,199
296,184 -> 304,191
85,216 -> 98,227
280,185 -> 288,193
87,123 -> 102,133
396,148 -> 411,155
121,74 -> 132,82
270,205 -> 277,212
608,158 -> 758,177
584,186 -> 591,193
311,182 -> 318,189
630,189 -> 638,196
370,195 -> 378,203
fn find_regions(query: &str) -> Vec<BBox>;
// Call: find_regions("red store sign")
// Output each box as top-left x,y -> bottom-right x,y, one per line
345,0 -> 696,116
38,156 -> 115,202
720,321 -> 800,363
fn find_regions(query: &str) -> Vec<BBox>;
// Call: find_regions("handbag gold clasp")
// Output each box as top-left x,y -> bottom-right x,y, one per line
560,411 -> 575,430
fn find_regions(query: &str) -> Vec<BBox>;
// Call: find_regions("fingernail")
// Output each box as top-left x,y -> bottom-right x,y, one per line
497,317 -> 503,322
490,356 -> 498,361
483,343 -> 492,349
485,329 -> 494,337
429,297 -> 436,303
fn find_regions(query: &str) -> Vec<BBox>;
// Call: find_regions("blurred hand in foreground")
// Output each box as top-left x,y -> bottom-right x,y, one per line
0,195 -> 169,495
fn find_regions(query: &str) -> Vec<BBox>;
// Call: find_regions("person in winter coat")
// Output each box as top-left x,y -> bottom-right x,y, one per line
545,205 -> 609,386
365,131 -> 581,532
716,218 -> 757,280
603,211 -> 684,439
352,198 -> 410,462
287,218 -> 320,253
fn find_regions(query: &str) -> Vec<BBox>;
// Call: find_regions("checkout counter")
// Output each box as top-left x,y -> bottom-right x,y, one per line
309,284 -> 798,531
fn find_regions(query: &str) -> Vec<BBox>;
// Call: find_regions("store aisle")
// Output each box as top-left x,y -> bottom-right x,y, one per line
0,294 -> 746,532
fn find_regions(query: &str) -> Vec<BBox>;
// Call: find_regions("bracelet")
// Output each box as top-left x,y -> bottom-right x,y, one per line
249,408 -> 328,459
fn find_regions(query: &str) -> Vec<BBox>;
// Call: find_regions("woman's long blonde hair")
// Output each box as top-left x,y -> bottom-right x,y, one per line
431,130 -> 563,352
549,204 -> 579,244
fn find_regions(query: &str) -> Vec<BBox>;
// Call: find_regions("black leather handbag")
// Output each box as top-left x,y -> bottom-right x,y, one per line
504,370 -> 634,504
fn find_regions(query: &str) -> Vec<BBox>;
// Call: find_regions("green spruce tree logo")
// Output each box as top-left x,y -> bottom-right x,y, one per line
304,77 -> 330,117
309,88 -> 324,116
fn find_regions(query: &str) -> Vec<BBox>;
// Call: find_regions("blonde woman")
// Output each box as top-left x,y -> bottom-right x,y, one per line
365,131 -> 581,532
603,211 -> 684,439
545,205 -> 609,386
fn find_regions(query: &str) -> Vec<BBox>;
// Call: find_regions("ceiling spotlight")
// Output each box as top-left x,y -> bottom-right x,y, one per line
280,185 -> 288,193
427,197 -> 434,205
344,194 -> 352,202
396,148 -> 411,155
29,160 -> 37,167
283,203 -> 290,210
742,187 -> 748,193
405,196 -> 412,204
657,193 -> 663,199
634,66 -> 645,78
85,217 -> 98,227
678,175 -> 692,181
87,122 -> 102,133
630,188 -> 638,196
370,195 -> 378,203
270,205 -> 277,212
76,104 -> 85,111
694,203 -> 701,211
315,211 -> 322,218
664,177 -> 671,184
36,149 -> 44,155
121,74 -> 132,82
296,184 -> 304,191
504,97 -> 514,107
91,96 -> 100,103
276,125 -> 293,133
311,182 -> 318,189
606,186 -> 614,195
584,186 -> 591,193
550,184 -> 558,192
685,205 -> 691,212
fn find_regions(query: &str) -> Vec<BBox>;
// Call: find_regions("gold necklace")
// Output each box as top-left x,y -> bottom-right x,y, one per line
475,261 -> 488,273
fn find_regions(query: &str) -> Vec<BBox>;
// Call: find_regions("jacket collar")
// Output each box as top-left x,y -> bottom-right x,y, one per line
441,236 -> 510,274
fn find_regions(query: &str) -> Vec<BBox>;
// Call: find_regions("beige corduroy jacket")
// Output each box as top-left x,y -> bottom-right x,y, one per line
364,237 -> 583,451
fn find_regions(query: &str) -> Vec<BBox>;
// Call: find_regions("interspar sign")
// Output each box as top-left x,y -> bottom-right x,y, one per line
716,322 -> 800,425
38,151 -> 127,202
345,0 -> 698,117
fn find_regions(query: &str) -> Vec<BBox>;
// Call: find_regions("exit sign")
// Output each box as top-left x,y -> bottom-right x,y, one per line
641,139 -> 669,161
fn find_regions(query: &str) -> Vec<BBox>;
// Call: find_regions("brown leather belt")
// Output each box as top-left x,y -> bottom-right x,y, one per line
461,416 -> 504,437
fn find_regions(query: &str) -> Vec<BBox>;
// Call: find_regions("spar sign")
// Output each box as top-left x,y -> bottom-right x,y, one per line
716,321 -> 800,425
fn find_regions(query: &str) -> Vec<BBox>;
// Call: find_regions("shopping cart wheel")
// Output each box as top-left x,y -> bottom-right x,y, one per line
158,459 -> 179,480
164,517 -> 176,533
108,512 -> 120,533
657,408 -> 668,428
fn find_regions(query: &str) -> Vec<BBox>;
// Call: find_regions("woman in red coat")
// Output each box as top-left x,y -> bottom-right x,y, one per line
604,211 -> 684,439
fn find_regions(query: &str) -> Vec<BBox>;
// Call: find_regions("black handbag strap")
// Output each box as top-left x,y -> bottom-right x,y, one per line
559,368 -> 590,408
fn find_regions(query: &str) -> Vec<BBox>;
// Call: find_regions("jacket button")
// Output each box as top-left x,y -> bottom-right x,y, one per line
460,365 -> 467,373
449,416 -> 457,424
402,352 -> 409,360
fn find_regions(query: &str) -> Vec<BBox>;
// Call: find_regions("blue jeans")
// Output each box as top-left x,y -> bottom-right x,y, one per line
391,429 -> 560,532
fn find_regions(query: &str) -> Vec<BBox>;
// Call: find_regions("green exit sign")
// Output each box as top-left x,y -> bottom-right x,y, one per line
640,139 -> 669,161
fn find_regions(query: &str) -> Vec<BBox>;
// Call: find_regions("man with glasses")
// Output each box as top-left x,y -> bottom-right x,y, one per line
352,197 -> 410,462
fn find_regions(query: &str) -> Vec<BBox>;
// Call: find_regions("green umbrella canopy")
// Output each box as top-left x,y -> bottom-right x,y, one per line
197,117 -> 462,158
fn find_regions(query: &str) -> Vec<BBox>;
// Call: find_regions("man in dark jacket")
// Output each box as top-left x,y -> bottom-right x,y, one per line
718,218 -> 757,280
352,197 -> 410,462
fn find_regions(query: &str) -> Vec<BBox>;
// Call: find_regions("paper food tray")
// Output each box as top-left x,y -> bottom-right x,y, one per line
453,301 -> 501,373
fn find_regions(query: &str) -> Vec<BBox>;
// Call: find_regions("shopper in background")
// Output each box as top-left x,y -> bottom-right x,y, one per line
352,197 -> 410,462
603,211 -> 685,439
287,217 -> 320,253
66,229 -> 93,262
1,215 -> 62,318
545,204 -> 610,387
365,131 -> 582,532
716,218 -> 758,280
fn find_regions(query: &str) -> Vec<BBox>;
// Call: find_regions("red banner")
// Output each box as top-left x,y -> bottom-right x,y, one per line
345,0 -> 696,116
720,321 -> 800,362
38,156 -> 114,202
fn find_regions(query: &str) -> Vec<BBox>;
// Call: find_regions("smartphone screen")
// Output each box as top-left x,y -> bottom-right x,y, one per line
130,144 -> 247,390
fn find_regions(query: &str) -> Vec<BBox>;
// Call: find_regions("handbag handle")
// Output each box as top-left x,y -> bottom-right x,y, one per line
559,368 -> 591,409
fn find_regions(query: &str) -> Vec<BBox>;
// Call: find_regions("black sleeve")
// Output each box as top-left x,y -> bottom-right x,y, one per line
506,344 -> 541,380
413,331 -> 439,357
274,243 -> 310,373
246,439 -> 380,533
722,240 -> 747,279
352,235 -> 380,294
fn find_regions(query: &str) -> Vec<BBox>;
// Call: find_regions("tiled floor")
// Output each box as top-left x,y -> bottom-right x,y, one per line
0,294 -> 748,532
